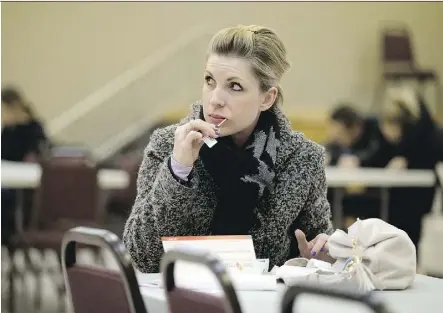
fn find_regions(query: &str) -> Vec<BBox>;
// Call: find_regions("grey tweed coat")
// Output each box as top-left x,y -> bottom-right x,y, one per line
123,103 -> 334,273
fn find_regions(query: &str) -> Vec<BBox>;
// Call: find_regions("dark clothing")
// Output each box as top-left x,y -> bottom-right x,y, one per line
326,117 -> 395,168
1,119 -> 50,247
325,117 -> 394,222
389,101 -> 443,248
1,120 -> 49,162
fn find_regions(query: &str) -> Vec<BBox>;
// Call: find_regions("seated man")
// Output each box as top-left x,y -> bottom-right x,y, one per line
326,103 -> 395,168
325,104 -> 396,226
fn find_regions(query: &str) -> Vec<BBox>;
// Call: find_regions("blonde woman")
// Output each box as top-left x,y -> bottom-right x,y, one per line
380,86 -> 443,250
381,86 -> 442,169
123,25 -> 334,272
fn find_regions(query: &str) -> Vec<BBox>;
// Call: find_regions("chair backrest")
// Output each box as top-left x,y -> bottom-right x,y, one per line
160,248 -> 243,313
382,26 -> 415,68
62,227 -> 148,313
281,282 -> 387,313
32,157 -> 104,229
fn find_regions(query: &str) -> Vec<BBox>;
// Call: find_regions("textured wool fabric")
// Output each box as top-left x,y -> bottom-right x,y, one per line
123,102 -> 333,273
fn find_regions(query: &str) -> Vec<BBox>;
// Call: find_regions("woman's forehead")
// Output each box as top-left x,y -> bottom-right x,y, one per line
205,54 -> 255,81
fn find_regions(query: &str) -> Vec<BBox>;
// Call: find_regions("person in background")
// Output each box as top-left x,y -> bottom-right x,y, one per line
326,103 -> 394,168
380,87 -> 443,250
325,104 -> 395,226
1,87 -> 50,161
1,87 -> 51,248
123,25 -> 334,273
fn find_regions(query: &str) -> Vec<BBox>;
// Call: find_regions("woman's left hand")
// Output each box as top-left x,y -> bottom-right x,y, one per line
295,229 -> 336,263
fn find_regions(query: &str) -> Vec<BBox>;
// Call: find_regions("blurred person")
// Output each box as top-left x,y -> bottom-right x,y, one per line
1,87 -> 50,161
380,86 -> 443,250
325,104 -> 396,226
1,87 -> 51,248
326,103 -> 394,168
123,25 -> 335,273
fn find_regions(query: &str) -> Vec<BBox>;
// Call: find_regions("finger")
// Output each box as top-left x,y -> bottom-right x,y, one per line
189,119 -> 217,138
310,234 -> 329,258
295,229 -> 310,256
183,130 -> 203,148
175,124 -> 191,141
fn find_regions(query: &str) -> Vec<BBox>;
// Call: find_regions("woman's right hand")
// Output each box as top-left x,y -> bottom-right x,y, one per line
295,229 -> 336,264
172,119 -> 218,167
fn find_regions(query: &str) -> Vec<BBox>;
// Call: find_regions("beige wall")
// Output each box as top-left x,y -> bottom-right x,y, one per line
2,2 -> 443,124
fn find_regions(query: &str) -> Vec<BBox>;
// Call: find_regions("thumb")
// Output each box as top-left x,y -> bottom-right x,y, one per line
295,229 -> 309,251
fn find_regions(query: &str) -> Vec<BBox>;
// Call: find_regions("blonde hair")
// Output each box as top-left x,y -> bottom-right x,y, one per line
381,86 -> 420,125
208,25 -> 291,106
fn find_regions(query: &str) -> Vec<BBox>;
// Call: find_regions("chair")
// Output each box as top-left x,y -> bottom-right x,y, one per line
12,157 -> 105,254
7,156 -> 106,312
62,226 -> 148,313
372,25 -> 441,114
161,247 -> 243,313
281,282 -> 387,313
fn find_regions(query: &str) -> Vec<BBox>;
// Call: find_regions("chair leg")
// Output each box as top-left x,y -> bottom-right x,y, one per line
7,248 -> 16,313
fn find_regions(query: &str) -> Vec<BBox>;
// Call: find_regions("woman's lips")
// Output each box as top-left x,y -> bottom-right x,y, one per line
208,115 -> 227,125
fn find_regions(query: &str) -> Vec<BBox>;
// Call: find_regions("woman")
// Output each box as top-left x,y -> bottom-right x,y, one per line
123,25 -> 334,273
380,87 -> 443,249
1,87 -> 50,161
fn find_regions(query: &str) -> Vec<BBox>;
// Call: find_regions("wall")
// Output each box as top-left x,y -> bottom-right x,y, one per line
2,2 -> 443,126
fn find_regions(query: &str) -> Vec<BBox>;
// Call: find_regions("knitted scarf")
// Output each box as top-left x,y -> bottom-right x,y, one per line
199,108 -> 281,235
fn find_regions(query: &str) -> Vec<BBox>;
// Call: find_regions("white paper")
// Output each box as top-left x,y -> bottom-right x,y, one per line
161,235 -> 258,273
202,136 -> 218,148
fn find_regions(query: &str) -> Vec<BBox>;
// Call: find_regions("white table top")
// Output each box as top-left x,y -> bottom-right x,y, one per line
139,274 -> 443,313
2,161 -> 437,190
325,167 -> 435,187
1,160 -> 129,189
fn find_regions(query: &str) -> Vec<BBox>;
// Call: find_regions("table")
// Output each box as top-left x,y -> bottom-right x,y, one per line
139,273 -> 443,313
325,167 -> 435,187
1,160 -> 129,189
325,167 -> 437,228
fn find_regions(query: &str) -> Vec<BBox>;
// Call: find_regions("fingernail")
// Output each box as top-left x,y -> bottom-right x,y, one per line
215,125 -> 220,129
215,130 -> 220,136
311,251 -> 316,257
320,248 -> 324,252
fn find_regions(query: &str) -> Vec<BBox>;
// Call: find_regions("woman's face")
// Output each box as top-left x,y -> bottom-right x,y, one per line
2,103 -> 18,126
1,102 -> 29,126
202,54 -> 276,144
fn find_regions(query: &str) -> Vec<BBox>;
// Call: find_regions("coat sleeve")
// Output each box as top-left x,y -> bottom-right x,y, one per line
286,142 -> 334,259
122,127 -> 203,273
299,145 -> 335,239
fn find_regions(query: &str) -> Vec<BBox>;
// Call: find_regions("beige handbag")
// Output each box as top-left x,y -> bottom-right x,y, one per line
276,218 -> 417,292
328,218 -> 416,291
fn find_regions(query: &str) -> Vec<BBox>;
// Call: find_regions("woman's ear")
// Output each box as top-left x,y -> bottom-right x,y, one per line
260,87 -> 278,111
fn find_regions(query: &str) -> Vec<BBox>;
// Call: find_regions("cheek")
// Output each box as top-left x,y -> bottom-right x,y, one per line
231,94 -> 261,118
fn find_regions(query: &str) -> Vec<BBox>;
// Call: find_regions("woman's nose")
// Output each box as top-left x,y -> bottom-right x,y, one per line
209,88 -> 226,108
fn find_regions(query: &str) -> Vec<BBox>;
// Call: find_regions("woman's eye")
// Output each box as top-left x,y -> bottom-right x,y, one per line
205,76 -> 215,85
230,83 -> 243,92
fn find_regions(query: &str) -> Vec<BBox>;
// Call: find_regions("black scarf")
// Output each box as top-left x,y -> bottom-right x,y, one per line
199,108 -> 281,235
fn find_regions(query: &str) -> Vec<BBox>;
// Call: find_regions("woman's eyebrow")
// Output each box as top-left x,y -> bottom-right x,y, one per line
204,70 -> 243,82
226,76 -> 243,82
